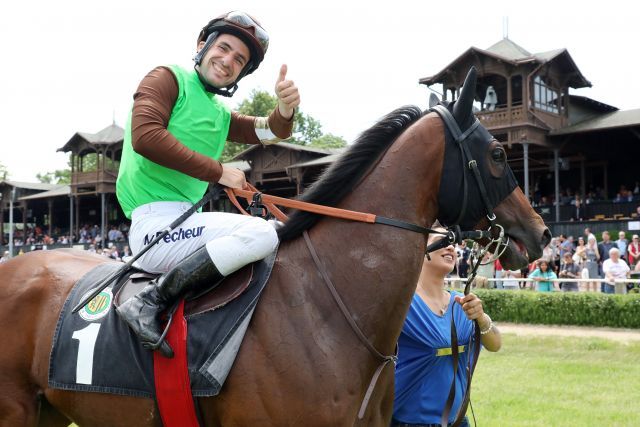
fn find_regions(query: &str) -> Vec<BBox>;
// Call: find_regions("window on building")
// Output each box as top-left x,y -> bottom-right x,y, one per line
478,74 -> 508,111
533,76 -> 559,114
511,75 -> 523,106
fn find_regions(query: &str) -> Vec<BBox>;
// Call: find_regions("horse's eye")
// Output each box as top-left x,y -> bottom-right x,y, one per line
491,148 -> 506,163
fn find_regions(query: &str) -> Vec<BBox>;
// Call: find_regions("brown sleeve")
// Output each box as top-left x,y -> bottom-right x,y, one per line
268,107 -> 295,139
130,66 -> 223,183
227,112 -> 260,144
227,107 -> 295,144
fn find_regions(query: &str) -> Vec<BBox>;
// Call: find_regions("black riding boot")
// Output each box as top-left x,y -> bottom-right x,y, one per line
116,246 -> 224,358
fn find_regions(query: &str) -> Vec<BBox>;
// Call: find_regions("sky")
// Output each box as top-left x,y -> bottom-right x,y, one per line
1,0 -> 638,182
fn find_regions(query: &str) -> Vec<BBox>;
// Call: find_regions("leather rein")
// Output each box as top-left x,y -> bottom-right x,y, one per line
226,183 -> 445,419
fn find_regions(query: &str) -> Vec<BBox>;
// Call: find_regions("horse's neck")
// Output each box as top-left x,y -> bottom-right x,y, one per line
299,117 -> 444,353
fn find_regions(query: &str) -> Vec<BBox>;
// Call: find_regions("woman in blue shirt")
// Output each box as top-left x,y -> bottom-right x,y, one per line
392,227 -> 502,427
528,259 -> 558,292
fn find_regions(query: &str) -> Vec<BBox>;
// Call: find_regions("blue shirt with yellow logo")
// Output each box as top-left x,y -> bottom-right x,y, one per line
393,291 -> 477,425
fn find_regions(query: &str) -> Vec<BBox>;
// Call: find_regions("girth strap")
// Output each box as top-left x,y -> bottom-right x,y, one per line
302,231 -> 398,419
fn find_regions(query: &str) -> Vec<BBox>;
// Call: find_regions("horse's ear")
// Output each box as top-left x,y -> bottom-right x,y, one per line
428,93 -> 440,108
452,66 -> 477,129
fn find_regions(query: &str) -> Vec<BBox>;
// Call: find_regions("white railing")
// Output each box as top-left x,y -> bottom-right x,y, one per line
444,277 -> 640,294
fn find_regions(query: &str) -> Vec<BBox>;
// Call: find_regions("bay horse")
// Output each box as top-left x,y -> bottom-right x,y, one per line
0,68 -> 549,426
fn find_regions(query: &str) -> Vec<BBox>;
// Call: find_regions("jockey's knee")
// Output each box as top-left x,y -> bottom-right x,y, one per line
245,216 -> 279,259
206,216 -> 279,275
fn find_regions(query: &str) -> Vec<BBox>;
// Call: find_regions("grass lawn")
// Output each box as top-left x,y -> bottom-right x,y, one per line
70,332 -> 640,426
470,333 -> 640,427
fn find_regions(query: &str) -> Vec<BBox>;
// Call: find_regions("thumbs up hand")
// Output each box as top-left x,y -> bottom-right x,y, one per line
274,64 -> 300,119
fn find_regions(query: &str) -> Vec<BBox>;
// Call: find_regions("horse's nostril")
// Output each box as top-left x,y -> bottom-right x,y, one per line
542,228 -> 552,247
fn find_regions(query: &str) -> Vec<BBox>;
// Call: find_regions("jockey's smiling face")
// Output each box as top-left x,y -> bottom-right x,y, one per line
197,33 -> 250,88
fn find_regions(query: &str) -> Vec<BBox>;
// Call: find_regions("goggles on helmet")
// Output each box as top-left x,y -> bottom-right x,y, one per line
223,11 -> 269,53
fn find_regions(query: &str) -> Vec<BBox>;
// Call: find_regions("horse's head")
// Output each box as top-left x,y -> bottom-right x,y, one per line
433,67 -> 550,270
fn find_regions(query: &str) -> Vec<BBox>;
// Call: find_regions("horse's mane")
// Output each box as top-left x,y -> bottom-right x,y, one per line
277,105 -> 424,242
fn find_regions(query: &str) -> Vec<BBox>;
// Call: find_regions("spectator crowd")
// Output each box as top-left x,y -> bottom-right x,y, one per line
3,215 -> 640,296
1,222 -> 131,261
452,226 -> 639,294
531,183 -> 640,221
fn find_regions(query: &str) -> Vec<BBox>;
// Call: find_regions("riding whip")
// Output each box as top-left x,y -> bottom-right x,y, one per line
71,189 -> 219,314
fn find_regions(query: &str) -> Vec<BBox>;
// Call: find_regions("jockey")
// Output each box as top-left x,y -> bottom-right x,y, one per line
115,11 -> 300,358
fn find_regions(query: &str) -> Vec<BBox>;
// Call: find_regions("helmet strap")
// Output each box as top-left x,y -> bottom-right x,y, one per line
192,30 -> 249,97
194,68 -> 239,97
193,31 -> 218,66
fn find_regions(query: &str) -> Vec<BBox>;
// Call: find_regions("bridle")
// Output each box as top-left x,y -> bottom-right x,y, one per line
429,104 -> 510,293
430,104 -> 512,427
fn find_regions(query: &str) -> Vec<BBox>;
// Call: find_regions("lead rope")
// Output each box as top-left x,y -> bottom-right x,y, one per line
441,254 -> 483,427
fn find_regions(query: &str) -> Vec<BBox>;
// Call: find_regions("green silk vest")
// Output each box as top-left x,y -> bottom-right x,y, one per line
117,65 -> 231,218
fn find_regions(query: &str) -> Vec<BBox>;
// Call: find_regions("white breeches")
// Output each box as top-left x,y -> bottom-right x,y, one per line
128,201 -> 278,276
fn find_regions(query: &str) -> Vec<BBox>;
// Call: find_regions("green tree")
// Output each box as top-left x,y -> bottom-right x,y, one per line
0,162 -> 8,181
309,133 -> 347,149
290,113 -> 323,146
236,89 -> 278,116
36,170 -> 71,184
219,90 -> 346,162
81,153 -> 99,172
36,154 -> 101,185
219,91 -> 276,162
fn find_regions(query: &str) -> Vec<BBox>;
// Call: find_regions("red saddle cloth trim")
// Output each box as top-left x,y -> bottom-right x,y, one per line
153,301 -> 199,427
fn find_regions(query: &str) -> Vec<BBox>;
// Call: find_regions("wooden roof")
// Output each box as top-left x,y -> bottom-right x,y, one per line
232,141 -> 335,161
0,180 -> 62,191
57,123 -> 124,156
286,153 -> 343,170
419,38 -> 591,89
550,108 -> 640,136
19,185 -> 70,200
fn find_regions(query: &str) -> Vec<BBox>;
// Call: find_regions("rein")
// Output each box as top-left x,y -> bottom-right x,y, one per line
226,186 -> 442,237
226,184 -> 445,419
